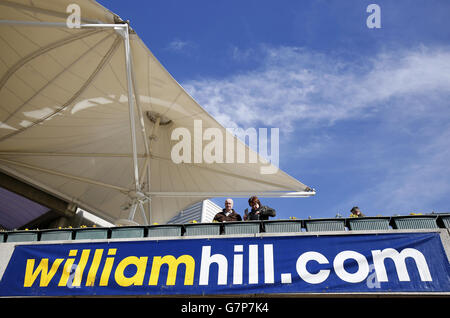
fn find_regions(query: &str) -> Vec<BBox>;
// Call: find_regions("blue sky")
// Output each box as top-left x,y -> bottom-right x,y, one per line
98,0 -> 450,220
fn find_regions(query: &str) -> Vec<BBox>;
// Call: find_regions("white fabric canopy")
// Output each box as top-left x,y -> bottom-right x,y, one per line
0,0 -> 314,225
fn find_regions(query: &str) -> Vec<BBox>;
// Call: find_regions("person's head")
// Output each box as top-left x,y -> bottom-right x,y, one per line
248,196 -> 261,210
224,198 -> 233,212
350,206 -> 361,215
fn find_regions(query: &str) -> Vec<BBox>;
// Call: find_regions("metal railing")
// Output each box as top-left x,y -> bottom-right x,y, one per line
1,214 -> 449,242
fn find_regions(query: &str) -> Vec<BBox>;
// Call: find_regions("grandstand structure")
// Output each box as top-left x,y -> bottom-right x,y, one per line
167,200 -> 222,224
0,0 -> 448,297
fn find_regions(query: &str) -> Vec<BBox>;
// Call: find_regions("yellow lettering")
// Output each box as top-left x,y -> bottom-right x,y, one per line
149,255 -> 195,286
86,249 -> 103,286
58,249 -> 77,287
114,256 -> 148,287
24,258 -> 64,287
58,258 -> 75,287
69,250 -> 77,257
72,249 -> 90,287
99,249 -> 116,286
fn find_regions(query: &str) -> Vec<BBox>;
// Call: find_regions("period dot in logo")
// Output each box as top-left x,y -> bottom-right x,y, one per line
281,273 -> 292,284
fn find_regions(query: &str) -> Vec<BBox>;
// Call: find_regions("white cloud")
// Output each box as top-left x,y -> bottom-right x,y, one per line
182,45 -> 450,213
183,45 -> 450,132
166,39 -> 192,52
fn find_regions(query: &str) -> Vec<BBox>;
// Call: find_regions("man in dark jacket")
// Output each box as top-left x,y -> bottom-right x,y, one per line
213,198 -> 242,222
244,196 -> 276,221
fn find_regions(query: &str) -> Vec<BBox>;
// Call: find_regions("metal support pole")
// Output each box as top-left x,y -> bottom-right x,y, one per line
146,164 -> 152,224
0,20 -> 121,28
121,24 -> 141,194
128,202 -> 138,222
138,202 -> 149,225
144,191 -> 316,198
130,49 -> 153,225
